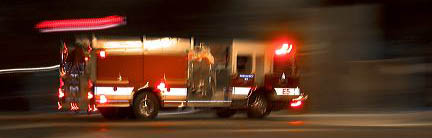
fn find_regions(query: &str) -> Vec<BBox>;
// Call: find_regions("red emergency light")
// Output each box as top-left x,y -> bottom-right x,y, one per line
156,81 -> 170,92
290,100 -> 302,108
35,15 -> 126,33
58,88 -> 65,98
275,43 -> 292,55
99,51 -> 106,58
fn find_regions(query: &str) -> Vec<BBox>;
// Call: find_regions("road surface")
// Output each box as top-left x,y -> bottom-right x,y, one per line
1,111 -> 432,138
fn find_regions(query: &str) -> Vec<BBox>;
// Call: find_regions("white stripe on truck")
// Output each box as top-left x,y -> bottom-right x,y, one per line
95,87 -> 134,95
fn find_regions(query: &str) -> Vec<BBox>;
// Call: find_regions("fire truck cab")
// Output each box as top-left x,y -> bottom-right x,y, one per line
57,36 -> 307,119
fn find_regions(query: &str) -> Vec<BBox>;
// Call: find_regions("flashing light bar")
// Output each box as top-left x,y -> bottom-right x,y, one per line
35,15 -> 126,33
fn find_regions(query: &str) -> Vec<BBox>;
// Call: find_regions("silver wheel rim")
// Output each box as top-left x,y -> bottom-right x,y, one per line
139,95 -> 154,117
251,95 -> 267,115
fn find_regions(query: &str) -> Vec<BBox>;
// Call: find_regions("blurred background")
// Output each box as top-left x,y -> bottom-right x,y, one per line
1,0 -> 432,112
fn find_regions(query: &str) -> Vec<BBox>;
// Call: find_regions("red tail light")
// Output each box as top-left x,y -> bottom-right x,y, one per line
290,100 -> 302,108
58,88 -> 65,98
60,78 -> 64,87
88,80 -> 93,88
87,92 -> 94,99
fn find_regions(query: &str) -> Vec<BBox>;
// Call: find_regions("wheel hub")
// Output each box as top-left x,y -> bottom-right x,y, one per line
251,95 -> 267,114
139,95 -> 153,117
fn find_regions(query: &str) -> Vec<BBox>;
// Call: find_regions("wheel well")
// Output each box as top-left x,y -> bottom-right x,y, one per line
132,87 -> 162,107
248,87 -> 272,107
250,87 -> 271,99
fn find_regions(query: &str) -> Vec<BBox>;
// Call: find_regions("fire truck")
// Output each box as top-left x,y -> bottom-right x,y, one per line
57,35 -> 307,119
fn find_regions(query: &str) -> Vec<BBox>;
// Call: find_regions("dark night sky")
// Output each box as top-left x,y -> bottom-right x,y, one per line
0,0 -> 432,69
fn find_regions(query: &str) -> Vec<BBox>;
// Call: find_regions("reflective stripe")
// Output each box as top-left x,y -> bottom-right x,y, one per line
96,99 -> 129,103
232,87 -> 251,95
95,87 -> 134,95
188,101 -> 231,103
162,88 -> 187,96
0,65 -> 59,74
274,87 -> 300,96
164,100 -> 186,103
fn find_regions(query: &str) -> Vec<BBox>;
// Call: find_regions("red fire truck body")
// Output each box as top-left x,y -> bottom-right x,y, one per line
58,36 -> 307,119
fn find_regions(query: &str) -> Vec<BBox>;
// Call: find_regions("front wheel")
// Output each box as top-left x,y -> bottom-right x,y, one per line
133,92 -> 159,120
247,93 -> 271,118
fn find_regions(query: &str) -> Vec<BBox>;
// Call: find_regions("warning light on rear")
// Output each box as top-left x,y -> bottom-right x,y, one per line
275,43 -> 292,55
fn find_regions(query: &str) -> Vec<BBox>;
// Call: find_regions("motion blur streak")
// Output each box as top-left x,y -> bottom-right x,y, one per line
39,24 -> 122,33
35,16 -> 125,28
35,15 -> 126,32
0,65 -> 59,74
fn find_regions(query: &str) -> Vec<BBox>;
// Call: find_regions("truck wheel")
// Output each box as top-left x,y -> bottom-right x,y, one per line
215,108 -> 237,118
247,93 -> 270,118
99,107 -> 128,120
133,92 -> 159,120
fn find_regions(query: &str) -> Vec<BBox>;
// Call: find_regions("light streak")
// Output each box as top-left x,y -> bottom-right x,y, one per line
35,15 -> 126,33
0,65 -> 59,74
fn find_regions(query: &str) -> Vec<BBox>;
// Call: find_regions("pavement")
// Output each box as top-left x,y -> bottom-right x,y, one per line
1,111 -> 432,138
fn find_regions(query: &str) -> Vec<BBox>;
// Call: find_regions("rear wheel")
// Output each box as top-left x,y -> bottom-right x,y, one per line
215,108 -> 237,118
247,93 -> 271,118
99,107 -> 128,120
133,92 -> 159,120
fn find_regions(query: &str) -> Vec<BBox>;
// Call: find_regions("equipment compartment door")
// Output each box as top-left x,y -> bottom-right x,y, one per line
187,40 -> 232,107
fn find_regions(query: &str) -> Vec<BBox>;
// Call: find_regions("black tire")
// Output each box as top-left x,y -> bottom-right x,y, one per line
247,93 -> 271,118
133,92 -> 159,120
215,108 -> 237,118
99,107 -> 128,120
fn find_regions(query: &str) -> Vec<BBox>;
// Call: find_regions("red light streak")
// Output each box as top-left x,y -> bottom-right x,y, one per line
60,78 -> 64,87
88,80 -> 93,88
288,121 -> 304,126
35,15 -> 125,29
35,15 -> 126,32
